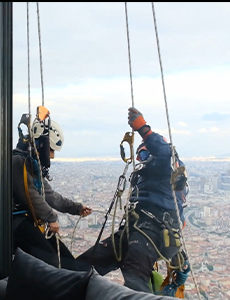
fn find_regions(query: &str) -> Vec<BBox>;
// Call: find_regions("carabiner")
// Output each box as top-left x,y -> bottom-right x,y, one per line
120,131 -> 134,163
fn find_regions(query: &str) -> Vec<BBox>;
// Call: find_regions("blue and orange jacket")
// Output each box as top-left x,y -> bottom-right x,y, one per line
130,132 -> 187,225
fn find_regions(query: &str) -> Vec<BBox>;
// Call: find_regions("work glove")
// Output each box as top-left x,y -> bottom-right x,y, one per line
80,206 -> 92,217
128,107 -> 152,140
162,260 -> 190,297
128,107 -> 146,131
48,221 -> 60,234
174,260 -> 190,286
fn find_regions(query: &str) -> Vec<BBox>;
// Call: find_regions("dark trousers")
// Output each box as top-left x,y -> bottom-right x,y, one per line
13,216 -> 78,271
76,210 -> 180,293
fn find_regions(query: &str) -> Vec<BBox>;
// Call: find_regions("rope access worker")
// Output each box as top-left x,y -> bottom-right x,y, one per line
76,107 -> 189,294
12,113 -> 92,270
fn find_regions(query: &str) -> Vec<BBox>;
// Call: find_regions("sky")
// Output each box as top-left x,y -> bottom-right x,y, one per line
12,2 -> 230,159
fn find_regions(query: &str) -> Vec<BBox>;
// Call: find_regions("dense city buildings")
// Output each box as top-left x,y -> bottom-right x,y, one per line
49,159 -> 230,299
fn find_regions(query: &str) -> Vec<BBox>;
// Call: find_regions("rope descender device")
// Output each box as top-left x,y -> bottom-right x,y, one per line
170,166 -> 187,192
120,131 -> 134,163
36,105 -> 50,121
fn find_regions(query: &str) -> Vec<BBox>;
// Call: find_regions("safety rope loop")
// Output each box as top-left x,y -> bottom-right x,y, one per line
70,216 -> 82,254
45,228 -> 54,239
94,159 -> 131,254
111,194 -> 123,262
36,2 -> 45,106
45,229 -> 61,268
111,159 -> 133,261
130,209 -> 181,270
56,233 -> 61,268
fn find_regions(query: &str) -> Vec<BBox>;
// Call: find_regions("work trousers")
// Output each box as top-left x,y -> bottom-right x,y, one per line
13,216 -> 77,271
76,208 -> 180,293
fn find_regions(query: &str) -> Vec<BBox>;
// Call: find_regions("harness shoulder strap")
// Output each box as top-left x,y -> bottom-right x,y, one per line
23,159 -> 39,227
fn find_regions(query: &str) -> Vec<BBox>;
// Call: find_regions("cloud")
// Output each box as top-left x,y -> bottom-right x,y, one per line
198,128 -> 208,133
202,112 -> 230,122
154,128 -> 191,136
178,121 -> 188,127
198,127 -> 220,133
12,2 -> 230,158
210,127 -> 219,133
13,68 -> 230,157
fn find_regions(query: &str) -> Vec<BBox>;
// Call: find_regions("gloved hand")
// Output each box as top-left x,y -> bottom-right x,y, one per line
174,260 -> 190,286
162,261 -> 190,297
80,206 -> 92,217
48,221 -> 60,233
128,107 -> 146,131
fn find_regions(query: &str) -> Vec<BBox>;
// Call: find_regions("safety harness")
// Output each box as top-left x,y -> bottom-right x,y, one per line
13,107 -> 62,268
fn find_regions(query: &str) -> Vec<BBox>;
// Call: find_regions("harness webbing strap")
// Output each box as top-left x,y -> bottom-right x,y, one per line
23,159 -> 46,233
130,208 -> 183,270
23,159 -> 39,228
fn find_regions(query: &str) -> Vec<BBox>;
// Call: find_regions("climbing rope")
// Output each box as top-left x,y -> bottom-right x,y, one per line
26,3 -> 31,127
124,1 -> 137,241
26,2 -> 47,202
36,2 -> 45,106
26,2 -> 46,208
70,216 -> 82,253
111,160 -> 131,261
124,2 -> 134,109
25,3 -> 64,268
131,208 -> 184,270
45,228 -> 62,268
151,3 -> 201,299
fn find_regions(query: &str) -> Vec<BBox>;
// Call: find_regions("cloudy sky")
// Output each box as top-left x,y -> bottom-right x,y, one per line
12,2 -> 230,159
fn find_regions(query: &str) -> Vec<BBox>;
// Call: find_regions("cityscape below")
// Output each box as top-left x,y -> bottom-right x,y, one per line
49,158 -> 230,300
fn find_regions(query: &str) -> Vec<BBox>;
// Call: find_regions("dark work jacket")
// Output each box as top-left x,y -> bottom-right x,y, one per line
130,132 -> 187,225
12,148 -> 83,224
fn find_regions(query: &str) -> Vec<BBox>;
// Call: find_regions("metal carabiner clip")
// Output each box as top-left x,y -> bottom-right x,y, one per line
120,131 -> 134,163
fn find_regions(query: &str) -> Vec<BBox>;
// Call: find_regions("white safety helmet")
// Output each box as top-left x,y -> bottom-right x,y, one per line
31,119 -> 64,151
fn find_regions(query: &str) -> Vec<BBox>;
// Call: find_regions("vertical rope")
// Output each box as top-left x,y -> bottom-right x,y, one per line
151,3 -> 201,299
124,2 -> 135,169
124,2 -> 136,240
26,3 -> 31,124
36,2 -> 45,106
124,2 -> 134,109
70,216 -> 82,253
26,2 -> 62,269
151,2 -> 176,167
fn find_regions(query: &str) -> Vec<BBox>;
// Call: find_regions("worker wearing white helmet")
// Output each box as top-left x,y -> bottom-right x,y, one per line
12,113 -> 92,270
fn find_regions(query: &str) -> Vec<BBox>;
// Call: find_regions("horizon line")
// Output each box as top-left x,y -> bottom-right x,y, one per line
53,156 -> 230,163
